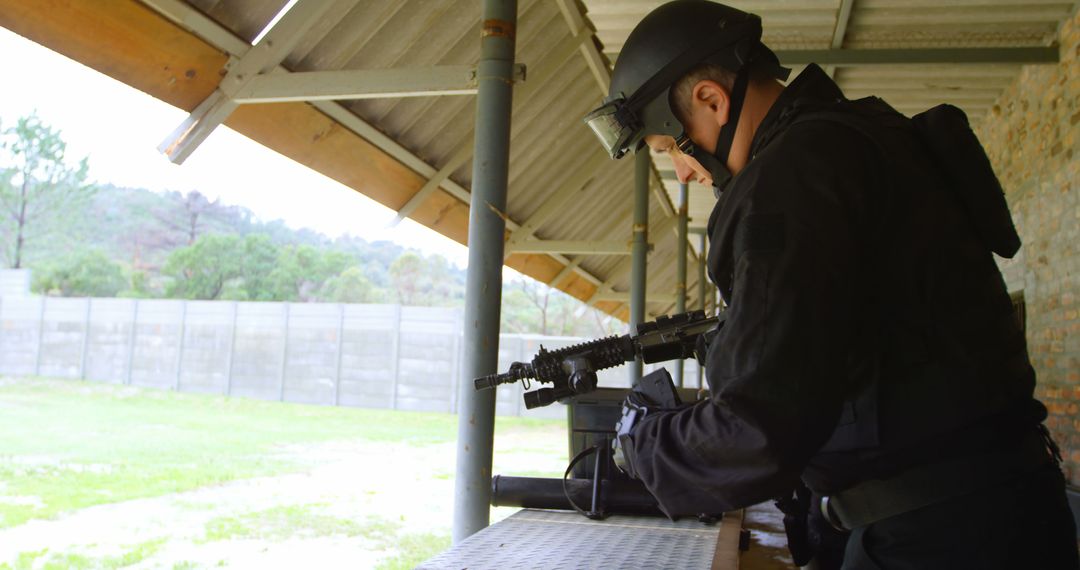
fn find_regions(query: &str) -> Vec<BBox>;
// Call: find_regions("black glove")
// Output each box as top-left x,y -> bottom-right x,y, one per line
612,391 -> 657,479
693,325 -> 720,367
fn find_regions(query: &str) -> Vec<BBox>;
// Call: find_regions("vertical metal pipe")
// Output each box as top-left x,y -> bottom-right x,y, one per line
125,299 -> 139,385
333,303 -> 346,406
390,303 -> 403,410
697,230 -> 707,390
453,0 -> 518,544
0,297 -> 5,376
449,309 -> 463,414
278,303 -> 290,401
34,296 -> 46,376
674,183 -> 689,388
225,301 -> 238,396
628,150 -> 650,385
174,300 -> 188,391
79,298 -> 92,380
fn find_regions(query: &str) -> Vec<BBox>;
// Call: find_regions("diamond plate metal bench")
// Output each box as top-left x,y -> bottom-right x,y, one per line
418,508 -> 745,569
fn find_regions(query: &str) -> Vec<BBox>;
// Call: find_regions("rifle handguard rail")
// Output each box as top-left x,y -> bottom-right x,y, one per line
474,310 -> 723,408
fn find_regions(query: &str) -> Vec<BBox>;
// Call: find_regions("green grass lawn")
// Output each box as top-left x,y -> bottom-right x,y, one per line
7,538 -> 168,570
0,376 -> 561,533
198,504 -> 449,570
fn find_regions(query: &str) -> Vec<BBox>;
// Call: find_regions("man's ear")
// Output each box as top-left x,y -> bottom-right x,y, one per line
691,79 -> 730,128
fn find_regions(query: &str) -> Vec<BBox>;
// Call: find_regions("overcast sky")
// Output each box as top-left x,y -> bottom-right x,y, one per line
0,26 -> 470,267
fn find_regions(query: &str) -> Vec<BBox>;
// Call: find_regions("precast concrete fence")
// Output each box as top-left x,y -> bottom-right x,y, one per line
0,294 -> 702,419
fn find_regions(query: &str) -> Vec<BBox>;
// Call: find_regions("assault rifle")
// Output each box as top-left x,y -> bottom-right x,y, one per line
474,310 -> 723,408
475,310 -> 724,521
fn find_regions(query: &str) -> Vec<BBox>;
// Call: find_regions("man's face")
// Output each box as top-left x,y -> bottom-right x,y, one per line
642,78 -> 734,186
679,78 -> 729,156
644,134 -> 714,186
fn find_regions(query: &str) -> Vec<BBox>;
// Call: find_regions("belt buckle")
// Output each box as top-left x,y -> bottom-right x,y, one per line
820,495 -> 849,532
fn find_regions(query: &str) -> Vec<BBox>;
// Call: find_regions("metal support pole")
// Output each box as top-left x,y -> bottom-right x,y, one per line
628,150 -> 650,385
334,303 -> 346,406
674,183 -> 689,388
34,296 -> 47,376
174,300 -> 187,391
125,299 -> 139,385
696,230 -> 707,390
453,0 -> 518,545
0,297 -> 5,376
390,304 -> 402,409
278,303 -> 290,401
224,301 -> 238,396
79,298 -> 92,380
449,309 -> 462,414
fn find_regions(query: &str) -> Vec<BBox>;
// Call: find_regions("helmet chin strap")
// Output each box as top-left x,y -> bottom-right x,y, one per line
700,68 -> 750,194
715,69 -> 750,170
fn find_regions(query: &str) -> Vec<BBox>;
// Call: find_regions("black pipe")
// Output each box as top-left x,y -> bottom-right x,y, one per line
491,475 -> 666,517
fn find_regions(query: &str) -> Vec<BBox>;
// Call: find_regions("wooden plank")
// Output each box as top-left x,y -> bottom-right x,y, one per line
711,509 -> 745,570
0,0 -> 226,111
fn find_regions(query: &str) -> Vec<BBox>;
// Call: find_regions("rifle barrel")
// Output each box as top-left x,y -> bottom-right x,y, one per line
473,363 -> 534,391
474,373 -> 509,390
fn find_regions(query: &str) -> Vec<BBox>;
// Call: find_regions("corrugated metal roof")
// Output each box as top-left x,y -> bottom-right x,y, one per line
204,0 -> 686,314
2,0 -> 1074,320
599,0 -> 1074,282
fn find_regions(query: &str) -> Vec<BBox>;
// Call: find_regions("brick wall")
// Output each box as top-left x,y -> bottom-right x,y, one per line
975,8 -> 1080,485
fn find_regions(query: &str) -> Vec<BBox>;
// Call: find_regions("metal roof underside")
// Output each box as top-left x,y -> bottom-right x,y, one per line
0,0 -> 1074,320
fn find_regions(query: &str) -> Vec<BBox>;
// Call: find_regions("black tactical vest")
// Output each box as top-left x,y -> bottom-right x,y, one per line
779,96 -> 1037,493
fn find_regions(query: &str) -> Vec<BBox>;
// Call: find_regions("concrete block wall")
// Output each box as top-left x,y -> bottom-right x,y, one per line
0,294 -> 581,420
0,295 -> 44,376
230,302 -> 288,400
976,7 -> 1080,484
0,273 -> 702,421
0,270 -> 30,297
84,299 -> 136,384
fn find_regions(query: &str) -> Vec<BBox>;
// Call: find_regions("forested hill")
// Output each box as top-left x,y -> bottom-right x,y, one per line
24,183 -> 467,306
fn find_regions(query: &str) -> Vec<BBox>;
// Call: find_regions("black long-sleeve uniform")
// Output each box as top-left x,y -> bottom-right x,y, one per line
627,64 -> 1040,517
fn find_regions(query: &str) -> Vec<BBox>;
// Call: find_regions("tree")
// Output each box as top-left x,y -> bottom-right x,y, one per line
500,283 -> 540,334
519,278 -> 554,334
386,251 -> 465,306
389,251 -> 426,305
236,234 -> 279,301
501,276 -> 624,336
143,190 -> 236,249
423,254 -> 463,306
162,234 -> 246,300
33,249 -> 126,297
269,245 -> 353,301
0,113 -> 93,268
319,266 -> 383,303
119,270 -> 156,299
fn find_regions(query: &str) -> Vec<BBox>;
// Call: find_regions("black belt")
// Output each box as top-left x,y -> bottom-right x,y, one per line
821,428 -> 1055,531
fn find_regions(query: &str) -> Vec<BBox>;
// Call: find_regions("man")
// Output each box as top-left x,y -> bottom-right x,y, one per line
584,2 -> 1079,568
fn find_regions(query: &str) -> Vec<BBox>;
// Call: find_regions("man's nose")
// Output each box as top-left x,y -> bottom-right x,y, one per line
673,157 -> 695,184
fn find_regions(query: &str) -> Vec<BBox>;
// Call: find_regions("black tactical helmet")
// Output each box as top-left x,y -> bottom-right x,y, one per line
584,1 -> 789,162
